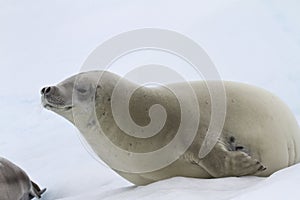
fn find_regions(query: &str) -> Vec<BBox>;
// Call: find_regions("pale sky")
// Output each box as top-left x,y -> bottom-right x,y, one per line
0,0 -> 300,113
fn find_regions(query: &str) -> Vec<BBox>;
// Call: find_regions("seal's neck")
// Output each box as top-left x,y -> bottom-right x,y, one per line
91,77 -> 181,153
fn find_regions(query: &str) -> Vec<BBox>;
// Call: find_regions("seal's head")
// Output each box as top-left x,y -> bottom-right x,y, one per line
41,71 -> 120,124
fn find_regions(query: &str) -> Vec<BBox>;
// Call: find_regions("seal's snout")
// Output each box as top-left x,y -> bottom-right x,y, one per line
40,86 -> 56,96
41,86 -> 60,107
41,85 -> 73,111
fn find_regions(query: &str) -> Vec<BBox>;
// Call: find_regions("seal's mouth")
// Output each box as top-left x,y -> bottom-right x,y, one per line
41,97 -> 73,111
43,103 -> 73,111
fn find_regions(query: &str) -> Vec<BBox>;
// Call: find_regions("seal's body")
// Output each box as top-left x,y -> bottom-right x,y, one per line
0,157 -> 46,200
41,71 -> 300,185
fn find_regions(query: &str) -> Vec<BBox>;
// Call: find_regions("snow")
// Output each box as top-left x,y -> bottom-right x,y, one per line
59,164 -> 300,200
1,95 -> 300,200
1,0 -> 300,199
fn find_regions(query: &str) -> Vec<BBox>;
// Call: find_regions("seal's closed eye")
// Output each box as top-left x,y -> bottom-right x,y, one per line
76,87 -> 88,94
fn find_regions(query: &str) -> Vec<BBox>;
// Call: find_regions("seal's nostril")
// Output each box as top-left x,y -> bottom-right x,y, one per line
41,87 -> 46,95
41,87 -> 52,95
45,87 -> 51,94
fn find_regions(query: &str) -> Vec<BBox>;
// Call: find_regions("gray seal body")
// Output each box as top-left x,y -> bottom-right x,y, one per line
0,157 -> 46,200
41,71 -> 300,185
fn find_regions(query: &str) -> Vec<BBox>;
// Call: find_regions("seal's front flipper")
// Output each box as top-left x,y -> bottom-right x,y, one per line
196,141 -> 266,177
38,188 -> 47,197
30,181 -> 46,199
